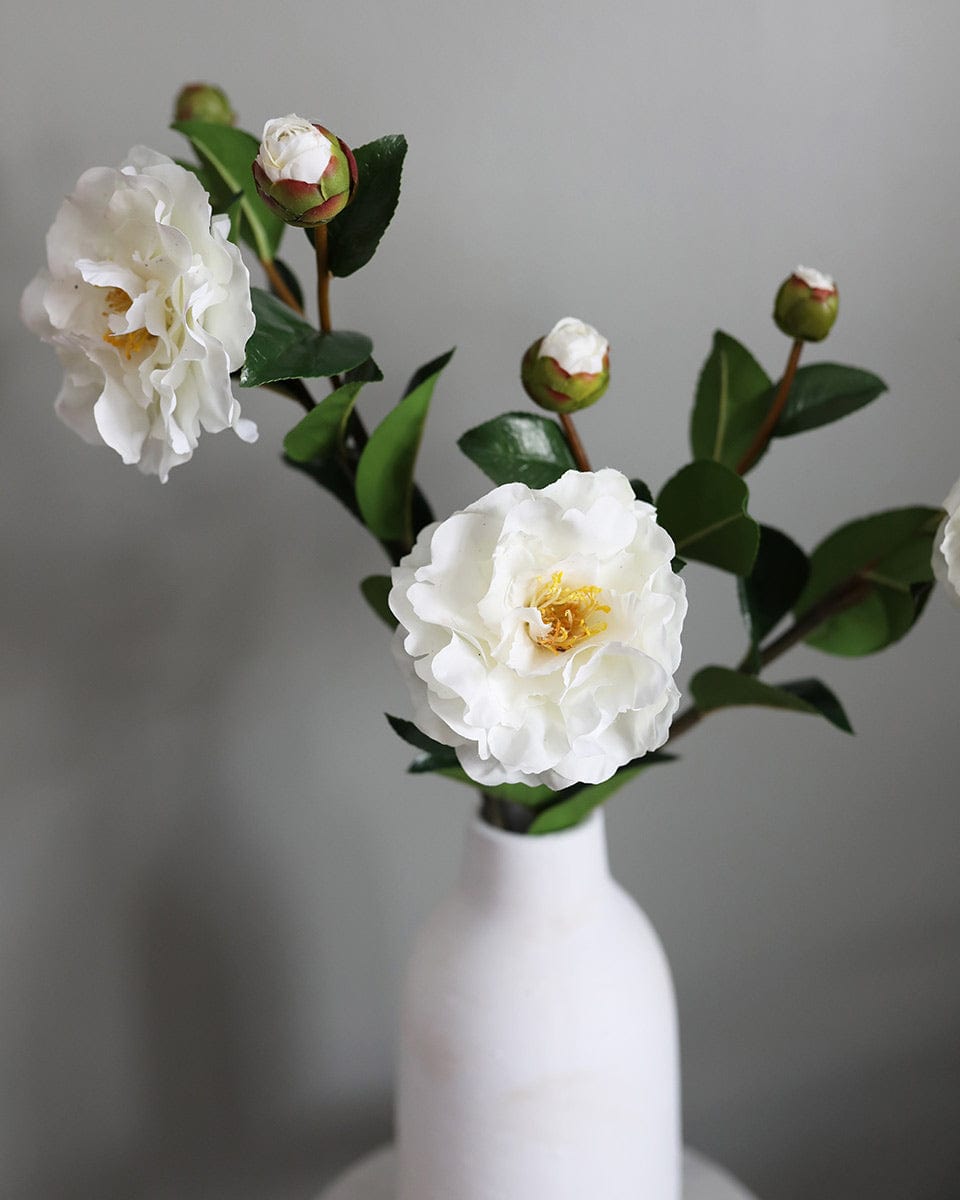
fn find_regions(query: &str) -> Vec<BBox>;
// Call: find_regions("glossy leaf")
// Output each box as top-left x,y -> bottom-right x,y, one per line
690,667 -> 852,733
528,754 -> 675,835
327,134 -> 407,277
738,526 -> 810,670
241,288 -> 373,387
656,461 -> 760,576
795,506 -> 941,657
283,381 -> 366,464
690,331 -> 773,471
172,120 -> 285,261
458,412 -> 576,488
386,714 -> 448,755
356,350 -> 453,543
773,363 -> 887,437
361,576 -> 397,629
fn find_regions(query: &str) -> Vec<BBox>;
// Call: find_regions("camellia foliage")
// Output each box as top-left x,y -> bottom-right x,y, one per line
21,84 -> 956,834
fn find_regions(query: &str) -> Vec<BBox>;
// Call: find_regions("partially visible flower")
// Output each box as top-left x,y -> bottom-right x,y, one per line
521,317 -> 610,414
933,475 -> 960,607
174,83 -> 235,125
253,114 -> 357,227
773,265 -> 839,342
21,147 -> 256,481
389,469 -> 686,790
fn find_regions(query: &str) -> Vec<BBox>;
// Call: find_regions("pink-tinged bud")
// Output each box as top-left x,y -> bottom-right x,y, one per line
521,317 -> 610,414
253,114 -> 358,228
773,265 -> 839,342
174,83 -> 235,126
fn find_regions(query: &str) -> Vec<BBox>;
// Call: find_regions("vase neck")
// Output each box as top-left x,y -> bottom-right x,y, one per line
458,809 -> 611,912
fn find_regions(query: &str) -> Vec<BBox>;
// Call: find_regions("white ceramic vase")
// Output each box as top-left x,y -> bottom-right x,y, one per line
395,809 -> 681,1200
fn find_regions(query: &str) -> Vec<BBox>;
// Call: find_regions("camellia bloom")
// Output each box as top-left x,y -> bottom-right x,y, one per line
521,317 -> 610,414
773,265 -> 839,342
389,469 -> 687,790
933,475 -> 960,607
21,147 -> 256,481
253,114 -> 358,227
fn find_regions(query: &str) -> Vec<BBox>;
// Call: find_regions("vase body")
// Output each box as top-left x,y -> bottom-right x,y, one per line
395,810 -> 680,1200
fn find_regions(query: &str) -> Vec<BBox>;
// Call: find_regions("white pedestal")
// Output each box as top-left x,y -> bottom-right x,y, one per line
316,1144 -> 758,1200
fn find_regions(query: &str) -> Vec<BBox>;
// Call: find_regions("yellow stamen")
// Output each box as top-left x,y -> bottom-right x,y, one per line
101,288 -> 157,360
530,571 -> 610,653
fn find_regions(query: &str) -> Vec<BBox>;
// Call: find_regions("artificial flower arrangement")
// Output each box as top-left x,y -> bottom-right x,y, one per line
22,84 -> 960,838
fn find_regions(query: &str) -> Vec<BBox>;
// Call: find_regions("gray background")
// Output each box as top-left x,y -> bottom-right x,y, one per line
3,2 -> 959,1198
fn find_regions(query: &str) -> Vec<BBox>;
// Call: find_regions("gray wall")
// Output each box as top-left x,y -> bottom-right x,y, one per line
3,2 -> 959,1198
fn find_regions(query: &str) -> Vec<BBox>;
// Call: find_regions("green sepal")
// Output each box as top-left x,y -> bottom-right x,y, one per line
690,330 -> 773,472
172,120 -> 285,261
241,288 -> 373,387
360,575 -> 397,629
656,461 -> 760,576
771,363 -> 887,437
690,667 -> 852,733
326,134 -> 408,277
795,506 -> 942,656
458,412 -> 577,488
738,526 -> 810,672
356,350 -> 454,544
528,753 -> 675,835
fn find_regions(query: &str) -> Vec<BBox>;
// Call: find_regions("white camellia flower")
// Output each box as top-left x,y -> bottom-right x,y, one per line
257,114 -> 333,183
538,316 -> 609,375
792,264 -> 836,293
21,147 -> 256,481
389,469 -> 687,790
933,475 -> 960,607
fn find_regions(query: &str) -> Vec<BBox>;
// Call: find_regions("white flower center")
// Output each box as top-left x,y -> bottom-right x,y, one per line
101,288 -> 157,360
529,571 -> 610,653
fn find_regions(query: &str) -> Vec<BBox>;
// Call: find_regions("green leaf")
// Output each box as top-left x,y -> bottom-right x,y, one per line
356,351 -> 453,543
794,506 -> 941,657
458,413 -> 576,488
690,331 -> 773,471
690,667 -> 852,733
386,714 -> 448,756
327,134 -> 407,277
738,526 -> 810,671
283,455 -> 360,520
630,478 -> 654,505
773,363 -> 887,437
282,380 -> 365,464
172,120 -> 285,261
528,755 -> 674,836
360,575 -> 397,629
241,288 -> 373,387
656,461 -> 760,575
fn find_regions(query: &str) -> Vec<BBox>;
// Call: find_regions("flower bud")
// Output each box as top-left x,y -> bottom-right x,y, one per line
521,317 -> 610,414
773,265 -> 839,342
174,83 -> 235,126
252,114 -> 358,227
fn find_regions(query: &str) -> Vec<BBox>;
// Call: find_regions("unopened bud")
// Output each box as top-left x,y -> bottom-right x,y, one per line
521,317 -> 610,414
253,114 -> 357,227
773,265 -> 839,342
174,83 -> 235,126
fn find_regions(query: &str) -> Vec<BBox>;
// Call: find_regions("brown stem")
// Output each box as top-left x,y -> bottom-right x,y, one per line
559,412 -> 593,472
261,259 -> 303,315
314,225 -> 333,334
667,574 -> 872,746
736,338 -> 804,475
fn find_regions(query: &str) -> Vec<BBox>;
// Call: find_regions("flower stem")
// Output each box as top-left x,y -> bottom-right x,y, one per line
314,225 -> 333,334
559,412 -> 593,472
735,338 -> 804,475
261,259 -> 303,315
